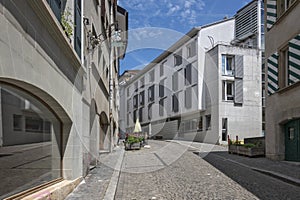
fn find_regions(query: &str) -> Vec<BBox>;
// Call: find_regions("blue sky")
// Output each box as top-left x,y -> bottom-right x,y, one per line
118,0 -> 252,74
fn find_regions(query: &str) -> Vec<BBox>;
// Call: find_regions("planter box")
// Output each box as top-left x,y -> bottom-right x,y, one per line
228,145 -> 265,157
124,142 -> 141,150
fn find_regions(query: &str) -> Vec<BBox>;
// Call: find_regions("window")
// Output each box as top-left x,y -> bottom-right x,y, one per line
74,0 -> 82,58
172,94 -> 179,112
149,70 -> 155,82
133,94 -> 138,108
185,64 -> 192,85
139,107 -> 143,122
185,87 -> 192,109
222,81 -> 234,101
127,87 -> 130,97
187,40 -> 196,58
134,82 -> 138,92
46,0 -> 62,21
13,114 -> 22,131
172,71 -> 178,91
160,61 -> 166,76
159,99 -> 164,116
159,80 -> 165,97
148,85 -> 155,102
140,77 -> 145,88
198,116 -> 203,131
44,121 -> 51,134
222,118 -> 228,141
277,0 -> 296,17
279,47 -> 290,87
133,109 -> 137,122
139,91 -> 145,106
0,84 -> 61,197
25,117 -> 44,133
222,55 -> 235,76
174,50 -> 182,66
148,104 -> 152,120
206,115 -> 211,130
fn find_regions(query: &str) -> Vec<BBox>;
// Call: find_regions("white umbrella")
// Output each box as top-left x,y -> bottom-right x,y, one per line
133,118 -> 142,133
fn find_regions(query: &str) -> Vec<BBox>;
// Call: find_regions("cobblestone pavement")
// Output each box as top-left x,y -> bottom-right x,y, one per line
201,151 -> 300,200
65,146 -> 124,200
115,140 -> 259,200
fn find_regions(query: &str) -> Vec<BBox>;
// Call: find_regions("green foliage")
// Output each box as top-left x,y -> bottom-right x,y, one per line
61,8 -> 73,38
126,135 -> 144,144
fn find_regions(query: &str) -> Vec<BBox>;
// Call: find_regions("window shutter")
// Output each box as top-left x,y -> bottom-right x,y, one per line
234,79 -> 243,104
235,55 -> 243,78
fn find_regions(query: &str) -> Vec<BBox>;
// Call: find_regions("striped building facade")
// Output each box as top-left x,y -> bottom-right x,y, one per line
265,0 -> 300,161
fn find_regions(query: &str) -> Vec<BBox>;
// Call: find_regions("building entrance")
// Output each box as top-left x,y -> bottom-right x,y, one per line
285,119 -> 300,162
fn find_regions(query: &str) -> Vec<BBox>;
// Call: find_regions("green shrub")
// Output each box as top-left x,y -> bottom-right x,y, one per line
126,135 -> 143,144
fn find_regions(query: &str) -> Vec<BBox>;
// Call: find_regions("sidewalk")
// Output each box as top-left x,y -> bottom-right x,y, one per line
65,145 -> 125,200
169,140 -> 300,187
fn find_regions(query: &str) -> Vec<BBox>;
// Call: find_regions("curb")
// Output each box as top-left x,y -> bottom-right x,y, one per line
252,168 -> 300,187
103,148 -> 125,200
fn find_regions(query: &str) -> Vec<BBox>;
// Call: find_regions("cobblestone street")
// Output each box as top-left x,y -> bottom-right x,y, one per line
66,140 -> 300,200
115,140 -> 258,200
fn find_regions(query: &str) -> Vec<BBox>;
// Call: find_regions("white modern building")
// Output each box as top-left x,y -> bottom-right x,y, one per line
121,17 -> 262,145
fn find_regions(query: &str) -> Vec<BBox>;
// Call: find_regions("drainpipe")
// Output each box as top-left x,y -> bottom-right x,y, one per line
109,0 -> 114,152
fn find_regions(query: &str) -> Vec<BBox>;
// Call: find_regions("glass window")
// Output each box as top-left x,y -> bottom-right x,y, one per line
139,91 -> 145,106
159,99 -> 164,116
185,87 -> 192,109
140,77 -> 145,88
160,61 -> 166,76
198,116 -> 203,131
174,50 -> 182,66
222,55 -> 235,76
133,94 -> 138,108
148,85 -> 155,102
149,70 -> 155,82
222,81 -> 234,101
172,94 -> 179,112
148,104 -> 152,120
0,85 -> 61,198
13,114 -> 22,131
139,107 -> 143,122
159,80 -> 165,98
185,64 -> 192,85
172,71 -> 178,91
222,118 -> 228,141
187,41 -> 196,58
206,115 -> 211,130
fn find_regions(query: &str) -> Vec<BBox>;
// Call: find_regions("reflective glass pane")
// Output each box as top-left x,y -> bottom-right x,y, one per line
0,85 -> 61,198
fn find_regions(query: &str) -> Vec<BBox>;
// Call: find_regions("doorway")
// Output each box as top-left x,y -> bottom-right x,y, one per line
285,119 -> 300,161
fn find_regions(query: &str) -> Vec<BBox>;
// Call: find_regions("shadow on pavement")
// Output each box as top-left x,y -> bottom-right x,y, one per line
197,151 -> 300,200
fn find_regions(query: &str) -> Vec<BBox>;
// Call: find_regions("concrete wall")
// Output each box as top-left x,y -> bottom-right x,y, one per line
265,1 -> 300,160
217,45 -> 262,144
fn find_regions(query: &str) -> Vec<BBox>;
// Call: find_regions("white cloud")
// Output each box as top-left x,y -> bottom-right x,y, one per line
167,5 -> 180,16
118,0 -> 206,28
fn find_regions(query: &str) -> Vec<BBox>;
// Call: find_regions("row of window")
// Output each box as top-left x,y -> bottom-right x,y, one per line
277,0 -> 297,18
13,114 -> 52,134
178,115 -> 212,133
128,86 -> 197,125
127,40 -> 197,97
